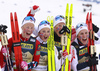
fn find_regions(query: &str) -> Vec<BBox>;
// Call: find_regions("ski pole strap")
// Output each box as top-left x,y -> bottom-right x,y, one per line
0,24 -> 8,33
59,25 -> 70,34
13,42 -> 21,47
28,61 -> 38,70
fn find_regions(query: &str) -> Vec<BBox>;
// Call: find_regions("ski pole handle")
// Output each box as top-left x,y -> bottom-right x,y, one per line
1,35 -> 8,46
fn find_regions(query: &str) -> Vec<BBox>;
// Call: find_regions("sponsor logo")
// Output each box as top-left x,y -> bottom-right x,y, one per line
79,48 -> 88,56
21,43 -> 33,49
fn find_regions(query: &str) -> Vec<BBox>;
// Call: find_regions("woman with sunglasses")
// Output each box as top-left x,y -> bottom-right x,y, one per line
1,16 -> 41,71
53,15 -> 77,71
31,20 -> 50,71
71,22 -> 98,71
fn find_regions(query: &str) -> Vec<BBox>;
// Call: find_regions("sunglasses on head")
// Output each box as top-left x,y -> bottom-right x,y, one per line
76,23 -> 87,30
55,15 -> 65,21
39,20 -> 50,26
24,16 -> 35,22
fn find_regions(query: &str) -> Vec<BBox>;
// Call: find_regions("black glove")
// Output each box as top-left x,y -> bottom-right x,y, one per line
88,58 -> 92,66
92,23 -> 99,33
92,23 -> 99,41
88,56 -> 98,66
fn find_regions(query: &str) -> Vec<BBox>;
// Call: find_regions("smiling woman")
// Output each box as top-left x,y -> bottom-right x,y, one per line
32,20 -> 50,71
0,16 -> 41,71
71,22 -> 98,71
76,23 -> 89,45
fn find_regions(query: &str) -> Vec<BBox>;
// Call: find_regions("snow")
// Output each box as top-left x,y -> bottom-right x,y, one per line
0,0 -> 100,71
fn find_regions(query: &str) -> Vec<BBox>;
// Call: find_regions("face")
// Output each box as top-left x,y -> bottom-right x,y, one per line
21,23 -> 34,38
77,29 -> 89,45
54,22 -> 65,37
39,28 -> 50,42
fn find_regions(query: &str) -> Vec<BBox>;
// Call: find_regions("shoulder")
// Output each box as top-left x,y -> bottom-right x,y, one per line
8,37 -> 13,44
71,39 -> 79,48
36,39 -> 40,44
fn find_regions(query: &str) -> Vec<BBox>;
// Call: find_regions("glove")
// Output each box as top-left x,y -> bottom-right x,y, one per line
21,61 -> 28,70
27,5 -> 40,17
60,50 -> 72,61
1,47 -> 8,57
92,23 -> 99,33
92,23 -> 100,37
88,56 -> 98,66
28,61 -> 38,69
62,50 -> 68,59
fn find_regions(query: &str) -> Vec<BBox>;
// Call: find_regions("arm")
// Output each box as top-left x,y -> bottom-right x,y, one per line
0,37 -> 13,68
54,46 -> 61,71
77,62 -> 88,70
27,5 -> 40,17
71,45 -> 89,71
71,46 -> 78,71
27,40 -> 40,69
33,40 -> 41,64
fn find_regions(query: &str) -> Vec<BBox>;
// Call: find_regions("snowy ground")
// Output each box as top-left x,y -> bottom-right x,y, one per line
0,0 -> 100,71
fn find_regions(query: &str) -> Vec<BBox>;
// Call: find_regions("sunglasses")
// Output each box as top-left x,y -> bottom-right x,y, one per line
76,23 -> 87,30
39,20 -> 50,26
24,16 -> 35,22
55,15 -> 65,21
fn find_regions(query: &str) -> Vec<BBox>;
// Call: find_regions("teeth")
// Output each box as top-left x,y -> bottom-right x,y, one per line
44,37 -> 47,39
82,38 -> 87,41
83,38 -> 86,40
26,32 -> 31,35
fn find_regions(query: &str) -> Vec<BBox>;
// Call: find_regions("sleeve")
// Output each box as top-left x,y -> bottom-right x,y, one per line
0,50 -> 5,68
27,40 -> 41,70
33,39 -> 41,65
7,38 -> 13,55
71,45 -> 78,71
54,46 -> 61,71
77,62 -> 88,70
27,10 -> 35,17
0,37 -> 13,68
27,5 -> 40,17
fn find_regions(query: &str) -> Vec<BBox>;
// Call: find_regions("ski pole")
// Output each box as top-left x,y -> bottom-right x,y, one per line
59,25 -> 70,71
61,33 -> 67,71
0,25 -> 13,71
